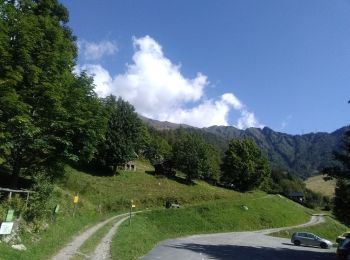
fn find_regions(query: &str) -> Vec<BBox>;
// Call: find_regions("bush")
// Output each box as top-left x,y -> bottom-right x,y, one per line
24,172 -> 53,222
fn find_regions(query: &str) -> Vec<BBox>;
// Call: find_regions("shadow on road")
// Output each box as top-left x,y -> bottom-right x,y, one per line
168,243 -> 336,260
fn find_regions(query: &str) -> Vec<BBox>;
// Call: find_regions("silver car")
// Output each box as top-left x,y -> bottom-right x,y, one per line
291,232 -> 333,249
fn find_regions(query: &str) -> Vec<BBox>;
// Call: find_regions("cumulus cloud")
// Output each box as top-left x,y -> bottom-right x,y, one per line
78,40 -> 118,61
78,35 -> 262,129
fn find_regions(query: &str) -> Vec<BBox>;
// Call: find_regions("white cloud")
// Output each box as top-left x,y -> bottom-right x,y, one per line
78,40 -> 118,61
280,115 -> 293,131
78,35 -> 262,129
237,109 -> 263,129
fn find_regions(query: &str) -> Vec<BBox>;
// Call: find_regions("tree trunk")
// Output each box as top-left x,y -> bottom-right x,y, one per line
11,161 -> 21,188
10,150 -> 22,188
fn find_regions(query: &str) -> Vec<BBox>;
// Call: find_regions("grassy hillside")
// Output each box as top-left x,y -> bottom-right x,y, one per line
305,175 -> 336,197
61,161 -> 241,211
0,161 -> 242,259
112,194 -> 313,260
0,161 -> 345,260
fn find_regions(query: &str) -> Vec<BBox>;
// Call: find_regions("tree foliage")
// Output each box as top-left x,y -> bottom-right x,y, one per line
144,130 -> 172,165
94,96 -> 142,173
172,132 -> 220,183
0,0 -> 104,188
221,138 -> 271,192
324,130 -> 350,224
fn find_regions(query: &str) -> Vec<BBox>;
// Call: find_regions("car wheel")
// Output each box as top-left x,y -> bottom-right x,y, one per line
294,240 -> 301,246
320,242 -> 328,249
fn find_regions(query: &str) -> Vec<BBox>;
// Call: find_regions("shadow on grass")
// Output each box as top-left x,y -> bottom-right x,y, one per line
72,163 -> 116,177
167,242 -> 335,260
145,170 -> 196,186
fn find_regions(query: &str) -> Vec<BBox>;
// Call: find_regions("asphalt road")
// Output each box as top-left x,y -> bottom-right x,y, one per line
141,216 -> 336,260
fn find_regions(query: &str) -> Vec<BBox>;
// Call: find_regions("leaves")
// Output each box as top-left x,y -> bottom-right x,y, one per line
172,132 -> 220,183
221,138 -> 271,192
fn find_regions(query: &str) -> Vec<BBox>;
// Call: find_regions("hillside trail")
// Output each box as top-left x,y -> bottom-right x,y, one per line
258,214 -> 325,235
51,195 -> 325,260
51,211 -> 142,260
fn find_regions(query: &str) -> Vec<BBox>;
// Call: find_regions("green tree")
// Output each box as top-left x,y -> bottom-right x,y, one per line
63,72 -> 107,163
144,132 -> 172,165
95,96 -> 142,173
0,0 -> 76,185
324,130 -> 350,224
0,1 -> 104,188
221,138 -> 271,192
199,144 -> 221,182
172,133 -> 220,183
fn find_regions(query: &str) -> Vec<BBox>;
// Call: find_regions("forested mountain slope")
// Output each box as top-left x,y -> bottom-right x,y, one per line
141,116 -> 349,178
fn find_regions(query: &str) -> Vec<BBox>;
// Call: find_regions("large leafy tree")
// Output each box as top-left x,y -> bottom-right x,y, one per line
0,0 -> 104,187
172,132 -> 220,183
95,96 -> 142,173
324,130 -> 350,224
221,138 -> 271,192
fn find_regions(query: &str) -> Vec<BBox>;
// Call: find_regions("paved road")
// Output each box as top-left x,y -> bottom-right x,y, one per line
141,215 -> 336,260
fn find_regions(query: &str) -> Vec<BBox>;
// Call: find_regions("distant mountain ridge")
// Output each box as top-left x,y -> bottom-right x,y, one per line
140,116 -> 349,178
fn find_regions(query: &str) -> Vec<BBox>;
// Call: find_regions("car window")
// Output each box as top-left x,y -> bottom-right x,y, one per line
343,239 -> 350,249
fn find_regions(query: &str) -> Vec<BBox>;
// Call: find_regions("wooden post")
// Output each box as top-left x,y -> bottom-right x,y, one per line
129,205 -> 132,225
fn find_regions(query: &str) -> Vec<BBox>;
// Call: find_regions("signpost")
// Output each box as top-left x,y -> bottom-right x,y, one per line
73,195 -> 79,204
129,200 -> 136,225
0,222 -> 14,235
73,193 -> 79,217
5,209 -> 14,222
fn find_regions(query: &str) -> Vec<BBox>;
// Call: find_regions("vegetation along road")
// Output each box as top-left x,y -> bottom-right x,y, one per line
141,215 -> 334,260
51,211 -> 142,260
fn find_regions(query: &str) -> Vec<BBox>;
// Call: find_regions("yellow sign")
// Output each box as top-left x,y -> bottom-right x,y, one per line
132,204 -> 136,208
73,195 -> 79,204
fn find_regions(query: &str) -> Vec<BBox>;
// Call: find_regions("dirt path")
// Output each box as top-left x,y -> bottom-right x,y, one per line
91,216 -> 129,260
51,211 -> 139,260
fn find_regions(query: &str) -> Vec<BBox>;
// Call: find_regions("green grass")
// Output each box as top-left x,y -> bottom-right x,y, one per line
62,163 -> 242,211
71,216 -> 124,260
305,175 -> 336,197
111,194 -> 313,260
0,161 -> 243,260
0,211 -> 105,260
270,216 -> 349,242
0,161 -> 345,260
0,175 -> 117,260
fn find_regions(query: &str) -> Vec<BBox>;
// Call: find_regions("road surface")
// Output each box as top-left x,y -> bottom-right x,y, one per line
141,215 -> 336,260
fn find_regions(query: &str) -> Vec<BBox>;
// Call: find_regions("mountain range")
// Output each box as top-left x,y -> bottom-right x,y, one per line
141,116 -> 349,179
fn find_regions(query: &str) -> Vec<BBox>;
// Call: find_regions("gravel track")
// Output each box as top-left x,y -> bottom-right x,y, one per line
51,211 -> 140,260
91,216 -> 129,260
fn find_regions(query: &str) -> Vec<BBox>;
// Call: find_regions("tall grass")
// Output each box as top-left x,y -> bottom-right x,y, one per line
305,175 -> 336,197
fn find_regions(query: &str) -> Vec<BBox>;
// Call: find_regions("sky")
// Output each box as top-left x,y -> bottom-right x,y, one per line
60,0 -> 350,135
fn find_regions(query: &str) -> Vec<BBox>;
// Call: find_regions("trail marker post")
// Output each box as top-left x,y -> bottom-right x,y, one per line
73,193 -> 79,217
129,200 -> 136,225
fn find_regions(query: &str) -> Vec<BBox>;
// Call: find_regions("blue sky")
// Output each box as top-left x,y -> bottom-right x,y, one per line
61,0 -> 350,134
